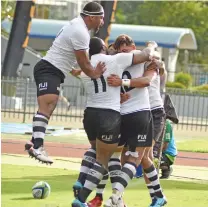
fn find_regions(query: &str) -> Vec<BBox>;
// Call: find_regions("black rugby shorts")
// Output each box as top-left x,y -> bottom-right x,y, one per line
120,110 -> 153,151
34,60 -> 65,97
83,107 -> 121,144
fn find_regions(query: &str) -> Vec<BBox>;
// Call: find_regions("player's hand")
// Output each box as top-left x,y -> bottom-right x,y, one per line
158,61 -> 165,76
145,60 -> 164,76
120,93 -> 130,103
146,41 -> 158,48
142,48 -> 160,61
93,62 -> 106,78
145,60 -> 158,71
151,59 -> 164,75
143,41 -> 160,61
107,74 -> 122,86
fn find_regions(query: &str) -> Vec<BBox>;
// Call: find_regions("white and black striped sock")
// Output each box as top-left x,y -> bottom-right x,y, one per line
78,148 -> 96,185
78,161 -> 107,203
96,172 -> 109,200
144,164 -> 164,198
108,154 -> 122,189
33,112 -> 49,149
113,162 -> 137,193
147,183 -> 155,200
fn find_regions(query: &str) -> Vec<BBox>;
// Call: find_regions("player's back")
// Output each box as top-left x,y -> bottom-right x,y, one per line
81,53 -> 133,112
43,16 -> 90,76
121,50 -> 150,115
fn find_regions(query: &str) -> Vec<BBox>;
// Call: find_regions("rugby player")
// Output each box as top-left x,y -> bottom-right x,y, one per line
72,37 -> 159,207
24,2 -> 106,164
103,35 -> 167,207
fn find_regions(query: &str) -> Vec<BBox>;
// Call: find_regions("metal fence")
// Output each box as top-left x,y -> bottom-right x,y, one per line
1,77 -> 208,131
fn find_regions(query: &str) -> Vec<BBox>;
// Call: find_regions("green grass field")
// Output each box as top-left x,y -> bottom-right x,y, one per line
177,138 -> 208,153
2,164 -> 208,207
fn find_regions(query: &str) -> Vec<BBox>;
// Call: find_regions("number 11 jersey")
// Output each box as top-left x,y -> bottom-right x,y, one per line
81,53 -> 133,112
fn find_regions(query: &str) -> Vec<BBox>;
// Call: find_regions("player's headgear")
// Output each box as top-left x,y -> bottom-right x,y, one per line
81,2 -> 104,17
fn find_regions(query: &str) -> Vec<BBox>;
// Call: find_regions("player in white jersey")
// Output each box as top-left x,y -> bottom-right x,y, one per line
71,37 -> 159,207
142,43 -> 168,206
103,35 -> 167,207
151,60 -> 167,160
87,43 -> 160,207
24,2 -> 106,164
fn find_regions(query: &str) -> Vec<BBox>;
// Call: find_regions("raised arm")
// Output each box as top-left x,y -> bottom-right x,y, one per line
132,43 -> 160,65
74,50 -> 105,79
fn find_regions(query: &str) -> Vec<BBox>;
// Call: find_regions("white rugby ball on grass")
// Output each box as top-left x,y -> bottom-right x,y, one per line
32,181 -> 51,199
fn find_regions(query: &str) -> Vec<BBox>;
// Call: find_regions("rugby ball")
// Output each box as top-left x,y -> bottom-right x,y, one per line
32,181 -> 51,199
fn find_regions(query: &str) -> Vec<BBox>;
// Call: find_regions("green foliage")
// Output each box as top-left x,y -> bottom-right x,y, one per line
175,72 -> 193,88
166,82 -> 186,89
1,0 -> 16,21
41,51 -> 47,56
115,1 -> 208,64
193,84 -> 208,91
191,84 -> 208,95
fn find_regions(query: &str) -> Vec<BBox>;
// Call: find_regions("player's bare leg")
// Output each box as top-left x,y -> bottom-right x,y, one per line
25,94 -> 58,165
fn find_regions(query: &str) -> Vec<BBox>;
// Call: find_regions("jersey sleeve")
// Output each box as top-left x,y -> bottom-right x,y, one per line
71,30 -> 90,51
164,121 -> 172,143
115,53 -> 134,70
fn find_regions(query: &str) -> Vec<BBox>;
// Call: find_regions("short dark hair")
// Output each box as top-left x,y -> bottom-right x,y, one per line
108,43 -> 115,49
81,1 -> 103,17
114,34 -> 135,50
89,37 -> 104,58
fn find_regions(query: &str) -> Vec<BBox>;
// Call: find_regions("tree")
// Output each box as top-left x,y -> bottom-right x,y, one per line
1,0 -> 16,21
115,1 -> 208,65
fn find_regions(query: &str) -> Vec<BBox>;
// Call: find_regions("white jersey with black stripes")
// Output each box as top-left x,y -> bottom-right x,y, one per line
43,15 -> 90,76
81,53 -> 133,112
121,50 -> 150,115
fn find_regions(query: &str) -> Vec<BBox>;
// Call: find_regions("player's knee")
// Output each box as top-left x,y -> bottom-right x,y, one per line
96,141 -> 119,169
38,95 -> 59,116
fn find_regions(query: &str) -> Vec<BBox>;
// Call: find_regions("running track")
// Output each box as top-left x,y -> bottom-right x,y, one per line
2,139 -> 208,168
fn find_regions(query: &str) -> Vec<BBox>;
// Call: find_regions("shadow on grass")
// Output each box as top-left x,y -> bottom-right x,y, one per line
11,197 -> 34,201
